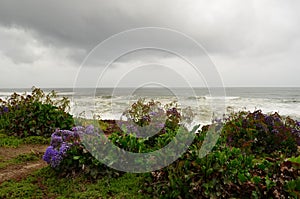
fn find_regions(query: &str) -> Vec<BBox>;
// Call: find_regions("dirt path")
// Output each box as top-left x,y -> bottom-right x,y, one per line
0,159 -> 47,184
0,144 -> 48,184
0,144 -> 48,162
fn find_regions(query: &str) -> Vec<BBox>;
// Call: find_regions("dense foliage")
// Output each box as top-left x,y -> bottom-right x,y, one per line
43,99 -> 183,178
143,111 -> 300,198
143,129 -> 300,198
222,110 -> 300,156
40,97 -> 300,198
112,99 -> 183,152
119,99 -> 181,134
0,87 -> 74,137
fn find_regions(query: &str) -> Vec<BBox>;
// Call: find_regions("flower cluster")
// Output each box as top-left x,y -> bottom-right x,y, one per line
43,125 -> 98,168
0,106 -> 9,115
43,128 -> 80,168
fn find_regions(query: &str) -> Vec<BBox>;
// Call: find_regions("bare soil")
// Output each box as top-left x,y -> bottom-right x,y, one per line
0,144 -> 48,184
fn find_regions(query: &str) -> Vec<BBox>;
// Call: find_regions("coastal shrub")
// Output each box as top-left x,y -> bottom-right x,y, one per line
142,129 -> 254,198
112,99 -> 183,151
43,125 -> 120,179
41,101 -> 300,198
143,125 -> 300,198
222,110 -> 300,156
0,87 -> 74,138
120,99 -> 181,134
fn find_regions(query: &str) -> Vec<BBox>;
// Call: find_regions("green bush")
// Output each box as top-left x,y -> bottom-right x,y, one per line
0,87 -> 74,138
143,125 -> 300,198
110,98 -> 183,152
121,98 -> 181,133
221,110 -> 299,156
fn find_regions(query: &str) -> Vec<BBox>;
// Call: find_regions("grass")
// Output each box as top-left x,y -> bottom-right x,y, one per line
0,133 -> 50,148
0,167 -> 150,199
0,153 -> 41,169
0,133 -> 23,148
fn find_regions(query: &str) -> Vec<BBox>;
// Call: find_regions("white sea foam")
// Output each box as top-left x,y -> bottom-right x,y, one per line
1,88 -> 300,124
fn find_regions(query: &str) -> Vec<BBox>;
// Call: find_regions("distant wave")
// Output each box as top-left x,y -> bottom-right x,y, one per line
57,92 -> 75,96
187,96 -> 205,100
204,96 -> 240,100
281,99 -> 300,103
0,92 -> 24,96
101,95 -> 113,99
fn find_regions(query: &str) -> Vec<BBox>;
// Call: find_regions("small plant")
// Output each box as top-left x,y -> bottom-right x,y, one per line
0,87 -> 74,138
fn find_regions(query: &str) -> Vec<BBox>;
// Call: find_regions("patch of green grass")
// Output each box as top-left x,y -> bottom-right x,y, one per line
22,136 -> 50,145
0,133 -> 23,148
0,133 -> 50,148
0,153 -> 40,169
288,155 -> 300,164
0,167 -> 150,199
70,173 -> 149,199
0,177 -> 43,199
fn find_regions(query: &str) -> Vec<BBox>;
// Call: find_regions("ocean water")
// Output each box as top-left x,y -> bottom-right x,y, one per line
1,87 -> 299,126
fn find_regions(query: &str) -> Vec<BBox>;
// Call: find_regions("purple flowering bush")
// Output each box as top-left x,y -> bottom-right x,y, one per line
43,125 -> 118,178
43,129 -> 80,168
222,110 -> 300,156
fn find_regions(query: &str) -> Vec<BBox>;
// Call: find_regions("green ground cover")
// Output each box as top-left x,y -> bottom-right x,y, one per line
0,167 -> 148,199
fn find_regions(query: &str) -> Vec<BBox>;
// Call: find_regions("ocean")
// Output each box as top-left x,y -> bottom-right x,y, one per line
1,87 -> 299,126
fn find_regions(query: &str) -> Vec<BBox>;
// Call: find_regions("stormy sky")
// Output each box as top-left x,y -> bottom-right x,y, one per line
0,0 -> 299,88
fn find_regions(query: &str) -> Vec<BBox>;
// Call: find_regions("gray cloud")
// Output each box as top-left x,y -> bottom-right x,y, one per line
0,0 -> 299,87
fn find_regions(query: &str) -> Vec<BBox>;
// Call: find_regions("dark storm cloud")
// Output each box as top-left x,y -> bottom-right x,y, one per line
2,0 -> 292,60
0,0 -> 299,87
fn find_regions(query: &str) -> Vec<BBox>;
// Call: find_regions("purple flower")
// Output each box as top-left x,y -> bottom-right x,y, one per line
59,142 -> 70,155
43,146 -> 55,164
2,107 -> 8,113
43,125 -> 98,168
51,153 -> 63,168
43,146 -> 62,168
85,125 -> 96,134
264,116 -> 274,126
72,126 -> 84,132
50,134 -> 63,148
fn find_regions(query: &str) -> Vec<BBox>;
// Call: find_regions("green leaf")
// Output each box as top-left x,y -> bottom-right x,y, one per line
73,156 -> 80,160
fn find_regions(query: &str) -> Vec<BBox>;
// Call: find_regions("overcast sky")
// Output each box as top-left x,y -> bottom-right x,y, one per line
0,0 -> 299,88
